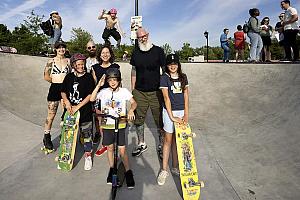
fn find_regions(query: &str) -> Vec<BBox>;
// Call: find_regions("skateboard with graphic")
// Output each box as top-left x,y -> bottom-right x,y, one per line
174,122 -> 204,200
55,111 -> 80,171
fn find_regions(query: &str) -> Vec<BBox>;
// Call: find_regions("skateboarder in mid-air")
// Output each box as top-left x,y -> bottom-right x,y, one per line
98,8 -> 125,48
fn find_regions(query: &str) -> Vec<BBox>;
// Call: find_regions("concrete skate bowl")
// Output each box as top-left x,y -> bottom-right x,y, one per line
0,53 -> 300,199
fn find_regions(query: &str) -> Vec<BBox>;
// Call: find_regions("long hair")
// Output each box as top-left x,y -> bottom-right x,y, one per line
165,62 -> 187,90
96,44 -> 115,65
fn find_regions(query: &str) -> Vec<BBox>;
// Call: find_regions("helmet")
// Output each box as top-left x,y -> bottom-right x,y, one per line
106,68 -> 121,80
166,53 -> 180,65
110,8 -> 117,14
70,53 -> 86,64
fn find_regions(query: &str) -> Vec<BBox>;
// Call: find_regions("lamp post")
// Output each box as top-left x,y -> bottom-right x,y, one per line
204,31 -> 209,62
135,0 -> 139,48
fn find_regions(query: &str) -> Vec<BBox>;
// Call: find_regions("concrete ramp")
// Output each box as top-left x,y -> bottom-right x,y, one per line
0,53 -> 300,200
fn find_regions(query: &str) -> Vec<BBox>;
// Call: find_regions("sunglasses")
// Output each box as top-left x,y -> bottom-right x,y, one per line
88,46 -> 96,50
279,16 -> 284,18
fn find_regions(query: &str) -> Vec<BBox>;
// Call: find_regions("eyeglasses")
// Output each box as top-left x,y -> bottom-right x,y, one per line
137,34 -> 148,39
87,46 -> 96,50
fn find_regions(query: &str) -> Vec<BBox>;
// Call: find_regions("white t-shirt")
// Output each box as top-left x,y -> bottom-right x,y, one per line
284,7 -> 299,30
96,87 -> 133,129
86,57 -> 98,73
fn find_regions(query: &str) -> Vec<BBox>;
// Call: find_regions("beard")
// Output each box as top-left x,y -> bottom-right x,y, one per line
138,39 -> 153,52
88,51 -> 96,57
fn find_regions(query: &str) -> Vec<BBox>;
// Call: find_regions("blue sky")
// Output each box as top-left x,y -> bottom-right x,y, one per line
1,0 -> 300,50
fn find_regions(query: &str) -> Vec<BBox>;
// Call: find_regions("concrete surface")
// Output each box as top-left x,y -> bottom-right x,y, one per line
0,53 -> 300,200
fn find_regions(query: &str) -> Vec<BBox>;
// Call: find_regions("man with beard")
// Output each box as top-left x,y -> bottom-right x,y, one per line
130,27 -> 166,159
86,40 -> 98,73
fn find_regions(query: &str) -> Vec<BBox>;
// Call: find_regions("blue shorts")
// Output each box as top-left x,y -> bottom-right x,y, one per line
162,108 -> 184,133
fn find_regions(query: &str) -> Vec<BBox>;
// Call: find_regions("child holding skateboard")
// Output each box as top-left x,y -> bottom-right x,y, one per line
157,53 -> 189,186
98,8 -> 125,48
90,68 -> 136,189
61,53 -> 95,171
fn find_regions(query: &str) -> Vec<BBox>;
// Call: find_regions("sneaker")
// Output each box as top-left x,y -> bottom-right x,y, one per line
132,143 -> 148,157
171,168 -> 180,176
93,133 -> 100,145
157,170 -> 169,186
107,167 -> 113,184
95,146 -> 107,157
125,170 -> 135,189
84,154 -> 92,171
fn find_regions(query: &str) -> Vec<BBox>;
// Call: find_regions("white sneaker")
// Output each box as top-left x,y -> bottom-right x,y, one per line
84,156 -> 92,171
157,170 -> 169,186
171,168 -> 180,176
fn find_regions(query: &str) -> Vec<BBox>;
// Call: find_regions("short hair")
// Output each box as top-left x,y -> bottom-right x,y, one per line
237,25 -> 242,30
249,8 -> 259,17
281,0 -> 290,5
223,28 -> 229,32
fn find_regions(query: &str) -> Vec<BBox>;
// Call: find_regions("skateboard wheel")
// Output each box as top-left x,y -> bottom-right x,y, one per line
54,156 -> 59,162
192,132 -> 196,138
200,181 -> 204,188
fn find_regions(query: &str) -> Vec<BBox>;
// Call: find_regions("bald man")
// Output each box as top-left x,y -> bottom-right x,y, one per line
130,27 -> 166,159
86,40 -> 98,73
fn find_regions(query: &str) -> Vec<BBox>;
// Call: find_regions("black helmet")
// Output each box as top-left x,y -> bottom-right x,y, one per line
106,68 -> 121,80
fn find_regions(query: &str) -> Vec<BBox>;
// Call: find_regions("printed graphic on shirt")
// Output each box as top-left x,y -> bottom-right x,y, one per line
69,82 -> 82,104
171,81 -> 182,94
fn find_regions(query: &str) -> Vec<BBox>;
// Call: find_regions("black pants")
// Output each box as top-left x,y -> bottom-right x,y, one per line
283,29 -> 299,60
102,28 -> 121,42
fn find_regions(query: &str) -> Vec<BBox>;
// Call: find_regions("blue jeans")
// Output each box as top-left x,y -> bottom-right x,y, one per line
247,32 -> 263,61
221,44 -> 230,61
48,28 -> 62,45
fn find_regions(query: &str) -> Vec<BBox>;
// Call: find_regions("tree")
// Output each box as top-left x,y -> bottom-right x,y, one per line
178,42 -> 195,61
67,28 -> 93,54
161,43 -> 172,55
0,24 -> 12,46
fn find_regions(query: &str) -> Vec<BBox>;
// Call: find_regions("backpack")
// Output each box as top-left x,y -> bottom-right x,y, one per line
40,19 -> 54,36
243,21 -> 250,33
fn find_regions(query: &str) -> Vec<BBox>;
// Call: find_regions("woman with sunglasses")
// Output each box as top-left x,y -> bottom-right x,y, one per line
275,13 -> 286,59
260,17 -> 273,62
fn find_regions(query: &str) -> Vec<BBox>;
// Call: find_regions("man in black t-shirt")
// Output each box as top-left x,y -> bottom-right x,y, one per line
61,53 -> 95,171
130,27 -> 166,158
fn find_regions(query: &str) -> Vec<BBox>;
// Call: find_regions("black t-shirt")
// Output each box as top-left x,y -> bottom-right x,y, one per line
130,45 -> 166,92
160,73 -> 188,110
61,72 -> 95,123
92,63 -> 120,89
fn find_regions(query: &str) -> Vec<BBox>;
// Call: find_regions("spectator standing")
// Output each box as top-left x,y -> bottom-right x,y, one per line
234,25 -> 246,62
260,17 -> 273,62
220,28 -> 230,62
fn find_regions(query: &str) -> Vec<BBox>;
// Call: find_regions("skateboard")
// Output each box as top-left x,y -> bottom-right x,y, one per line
174,122 -> 204,200
55,111 -> 80,171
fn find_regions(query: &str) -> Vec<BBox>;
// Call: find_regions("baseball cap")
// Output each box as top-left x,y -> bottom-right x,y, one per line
166,54 -> 180,65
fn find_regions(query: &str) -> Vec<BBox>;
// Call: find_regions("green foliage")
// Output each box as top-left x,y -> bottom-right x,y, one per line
67,28 -> 93,54
0,24 -> 12,46
161,43 -> 172,55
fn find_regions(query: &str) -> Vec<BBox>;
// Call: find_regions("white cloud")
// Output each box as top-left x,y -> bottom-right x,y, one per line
0,0 -> 47,23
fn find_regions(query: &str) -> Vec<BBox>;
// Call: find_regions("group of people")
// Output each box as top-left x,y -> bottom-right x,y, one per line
220,0 -> 299,63
42,27 -> 190,188
47,8 -> 125,49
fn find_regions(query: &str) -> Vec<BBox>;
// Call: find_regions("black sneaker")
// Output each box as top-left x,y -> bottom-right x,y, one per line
132,143 -> 148,157
93,132 -> 100,145
107,167 -> 113,184
43,134 -> 53,150
157,145 -> 163,161
125,170 -> 135,189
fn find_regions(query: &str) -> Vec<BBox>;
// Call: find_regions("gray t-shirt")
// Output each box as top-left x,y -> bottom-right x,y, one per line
160,73 -> 188,111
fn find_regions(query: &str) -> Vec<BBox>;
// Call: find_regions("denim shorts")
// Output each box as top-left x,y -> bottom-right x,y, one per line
162,108 -> 184,133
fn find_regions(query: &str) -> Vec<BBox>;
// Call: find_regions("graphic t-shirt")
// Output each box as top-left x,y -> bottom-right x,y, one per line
160,73 -> 188,111
96,87 -> 132,129
61,72 -> 95,123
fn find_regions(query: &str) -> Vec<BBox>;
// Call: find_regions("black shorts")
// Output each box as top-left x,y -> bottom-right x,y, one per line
102,128 -> 126,146
102,28 -> 121,41
47,83 -> 62,101
261,36 -> 271,46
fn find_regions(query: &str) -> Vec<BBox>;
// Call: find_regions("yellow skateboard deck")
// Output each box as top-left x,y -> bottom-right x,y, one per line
56,111 -> 80,171
175,122 -> 203,200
